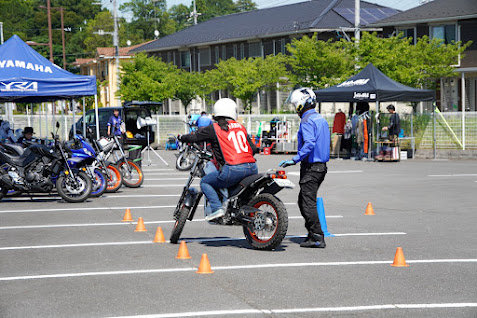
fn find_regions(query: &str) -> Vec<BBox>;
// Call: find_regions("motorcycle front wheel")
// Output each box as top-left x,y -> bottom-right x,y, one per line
170,205 -> 190,244
56,171 -> 92,203
243,193 -> 288,251
118,160 -> 144,188
175,150 -> 196,171
90,169 -> 107,197
105,164 -> 122,193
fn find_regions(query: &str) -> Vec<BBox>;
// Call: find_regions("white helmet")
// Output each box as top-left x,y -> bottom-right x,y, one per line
288,87 -> 316,114
213,98 -> 237,120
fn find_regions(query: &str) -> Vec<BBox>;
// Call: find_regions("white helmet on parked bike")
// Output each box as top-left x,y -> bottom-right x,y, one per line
288,87 -> 316,115
213,98 -> 237,120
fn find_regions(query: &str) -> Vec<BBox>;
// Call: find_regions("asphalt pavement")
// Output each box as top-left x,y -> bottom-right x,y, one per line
0,150 -> 476,317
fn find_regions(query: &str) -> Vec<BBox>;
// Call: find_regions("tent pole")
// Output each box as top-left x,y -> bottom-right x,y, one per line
433,104 -> 436,159
71,99 -> 75,137
82,97 -> 86,136
39,103 -> 42,138
411,111 -> 414,159
94,94 -> 100,139
45,103 -> 49,139
63,100 -> 67,140
27,104 -> 31,126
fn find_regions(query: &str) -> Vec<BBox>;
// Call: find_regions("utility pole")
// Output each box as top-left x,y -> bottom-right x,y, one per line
190,0 -> 201,25
60,7 -> 66,69
0,22 -> 4,44
354,0 -> 360,44
47,0 -> 54,62
112,0 -> 121,106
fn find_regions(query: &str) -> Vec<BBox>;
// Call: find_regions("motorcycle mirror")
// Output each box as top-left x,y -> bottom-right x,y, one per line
56,121 -> 60,129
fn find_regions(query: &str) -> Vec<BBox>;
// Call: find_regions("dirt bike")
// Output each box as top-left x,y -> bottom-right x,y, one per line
170,143 -> 293,250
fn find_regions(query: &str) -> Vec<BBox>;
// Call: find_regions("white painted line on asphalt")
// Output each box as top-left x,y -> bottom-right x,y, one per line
288,170 -> 363,176
1,259 -> 476,281
143,184 -> 197,188
106,303 -> 477,317
0,205 -> 177,214
105,194 -> 180,198
428,174 -> 477,177
0,202 -> 300,213
144,173 -> 189,176
145,178 -> 189,180
0,215 -> 343,230
141,169 -> 175,172
0,232 -> 401,251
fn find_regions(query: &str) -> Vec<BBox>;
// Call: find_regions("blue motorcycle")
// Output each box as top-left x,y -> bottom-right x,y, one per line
67,135 -> 107,198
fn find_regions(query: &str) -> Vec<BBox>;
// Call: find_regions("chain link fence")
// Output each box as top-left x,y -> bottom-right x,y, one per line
6,111 -> 477,152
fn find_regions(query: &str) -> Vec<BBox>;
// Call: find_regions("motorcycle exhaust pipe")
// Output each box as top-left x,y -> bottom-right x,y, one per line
0,174 -> 14,189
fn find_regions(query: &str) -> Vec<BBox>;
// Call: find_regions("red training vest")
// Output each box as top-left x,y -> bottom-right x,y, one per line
213,121 -> 255,165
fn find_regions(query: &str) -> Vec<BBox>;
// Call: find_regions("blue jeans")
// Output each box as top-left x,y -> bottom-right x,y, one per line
200,163 -> 258,212
203,162 -> 228,217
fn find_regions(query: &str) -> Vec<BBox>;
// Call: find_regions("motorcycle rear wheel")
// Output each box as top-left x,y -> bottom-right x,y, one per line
105,165 -> 122,193
56,171 -> 92,203
243,193 -> 288,251
170,205 -> 190,244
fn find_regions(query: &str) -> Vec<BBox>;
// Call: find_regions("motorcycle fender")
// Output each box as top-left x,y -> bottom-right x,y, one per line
188,192 -> 203,221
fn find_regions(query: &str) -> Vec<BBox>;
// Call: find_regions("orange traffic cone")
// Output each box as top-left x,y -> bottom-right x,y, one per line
364,202 -> 375,215
122,208 -> 133,222
134,217 -> 147,232
153,227 -> 166,243
176,241 -> 191,259
196,253 -> 214,274
391,247 -> 409,267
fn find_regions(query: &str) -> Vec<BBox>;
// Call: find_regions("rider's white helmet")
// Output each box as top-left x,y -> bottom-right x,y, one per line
213,98 -> 237,120
288,88 -> 316,114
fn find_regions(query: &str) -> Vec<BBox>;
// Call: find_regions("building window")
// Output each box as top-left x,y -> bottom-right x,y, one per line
180,50 -> 190,68
248,42 -> 261,57
239,43 -> 245,59
222,45 -> 226,60
233,44 -> 238,58
199,48 -> 211,66
397,28 -> 416,44
431,24 -> 456,44
167,52 -> 172,63
215,46 -> 220,63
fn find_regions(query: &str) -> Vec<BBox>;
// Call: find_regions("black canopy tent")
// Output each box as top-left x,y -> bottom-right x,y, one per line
315,63 -> 435,159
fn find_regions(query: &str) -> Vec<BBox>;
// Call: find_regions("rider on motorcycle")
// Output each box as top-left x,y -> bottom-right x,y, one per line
179,98 -> 258,221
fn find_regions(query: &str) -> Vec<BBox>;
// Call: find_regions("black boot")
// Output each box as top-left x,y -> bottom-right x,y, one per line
300,233 -> 326,248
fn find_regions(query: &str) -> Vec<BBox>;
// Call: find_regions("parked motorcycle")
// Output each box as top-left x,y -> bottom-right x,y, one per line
68,135 -> 107,198
0,123 -> 92,203
175,142 -> 197,171
98,135 -> 144,188
170,143 -> 292,250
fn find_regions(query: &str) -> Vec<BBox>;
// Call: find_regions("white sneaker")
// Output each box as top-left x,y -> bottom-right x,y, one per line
205,208 -> 225,221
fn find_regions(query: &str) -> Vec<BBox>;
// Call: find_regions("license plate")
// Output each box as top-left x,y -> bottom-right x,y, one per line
273,178 -> 295,188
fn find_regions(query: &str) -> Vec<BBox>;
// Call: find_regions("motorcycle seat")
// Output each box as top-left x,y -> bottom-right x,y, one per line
2,143 -> 25,156
0,150 -> 31,167
228,173 -> 263,197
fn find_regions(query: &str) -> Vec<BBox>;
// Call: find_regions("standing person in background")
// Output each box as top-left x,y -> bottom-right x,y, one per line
197,111 -> 213,128
279,88 -> 330,248
331,109 -> 346,157
382,105 -> 400,141
107,109 -> 123,138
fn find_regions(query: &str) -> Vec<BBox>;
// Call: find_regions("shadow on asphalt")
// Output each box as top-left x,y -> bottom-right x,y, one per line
183,236 -> 288,251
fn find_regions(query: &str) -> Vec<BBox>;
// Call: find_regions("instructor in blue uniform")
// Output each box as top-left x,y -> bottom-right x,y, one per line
279,88 -> 330,248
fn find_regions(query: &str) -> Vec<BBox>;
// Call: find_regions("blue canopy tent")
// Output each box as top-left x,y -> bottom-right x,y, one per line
0,35 -> 99,138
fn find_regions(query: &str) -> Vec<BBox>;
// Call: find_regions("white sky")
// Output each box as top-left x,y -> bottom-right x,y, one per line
102,0 -> 424,20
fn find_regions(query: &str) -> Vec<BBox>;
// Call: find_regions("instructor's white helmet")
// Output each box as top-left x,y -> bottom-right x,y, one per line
213,98 -> 237,120
288,88 -> 316,114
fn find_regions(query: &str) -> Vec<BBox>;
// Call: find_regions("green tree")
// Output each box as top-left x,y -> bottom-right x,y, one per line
120,0 -> 176,40
286,34 -> 355,89
173,71 -> 202,112
351,32 -> 470,89
168,4 -> 191,31
235,0 -> 257,12
119,53 -> 178,102
215,55 -> 288,112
